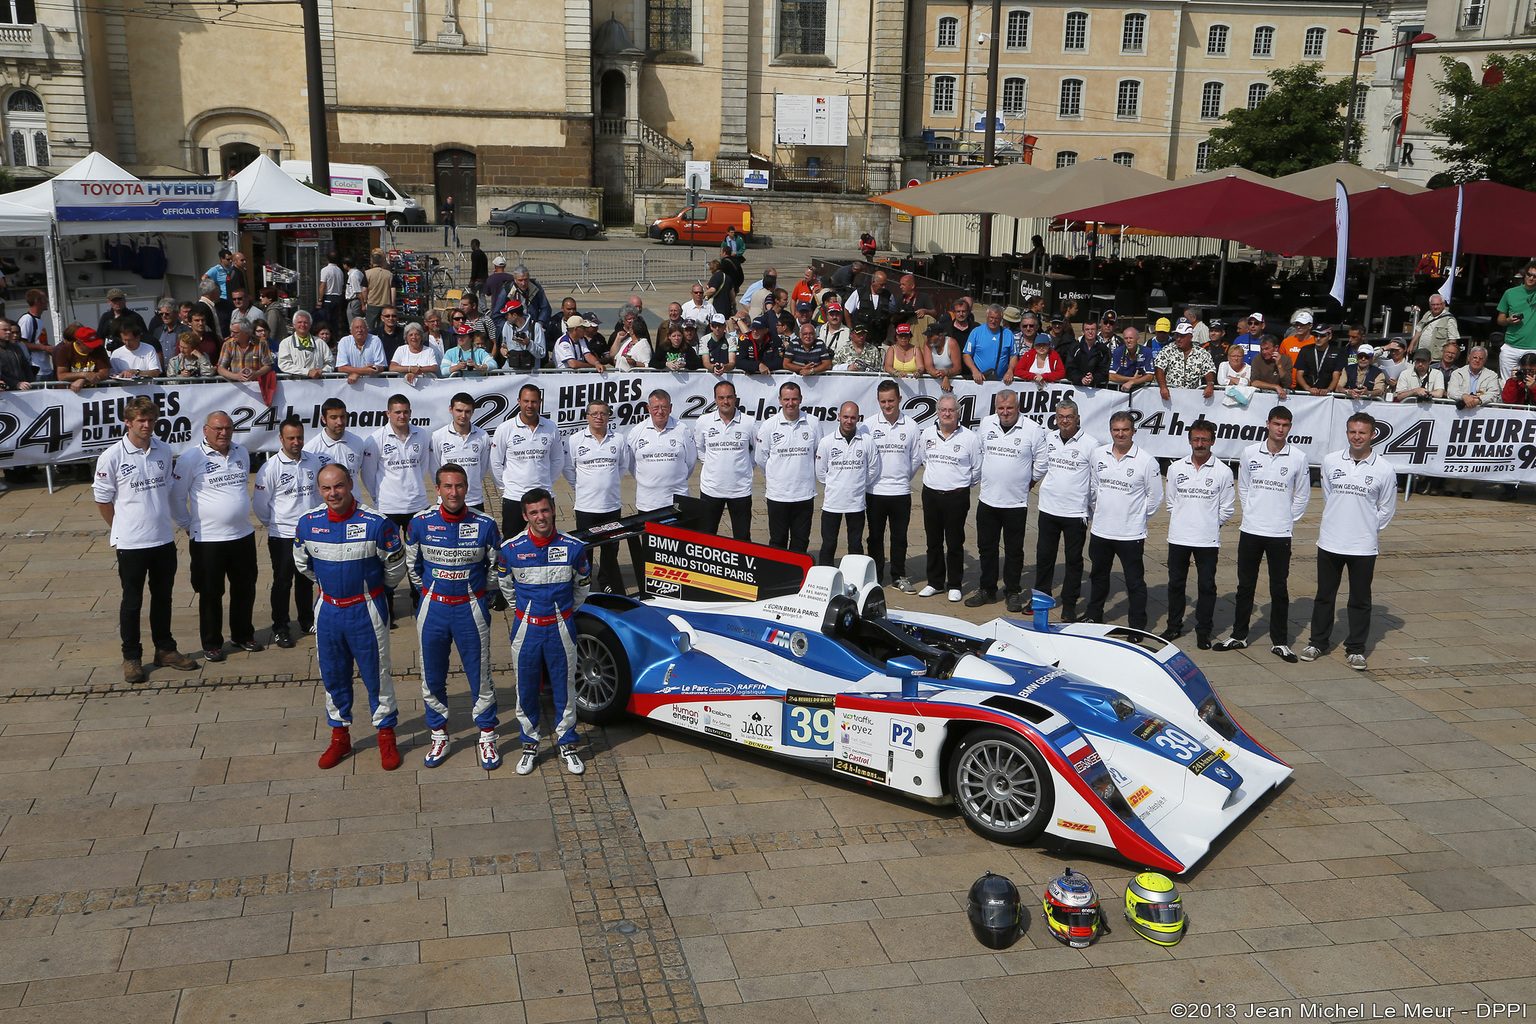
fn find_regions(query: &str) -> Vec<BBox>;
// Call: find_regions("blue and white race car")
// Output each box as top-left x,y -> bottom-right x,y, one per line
571,519 -> 1291,875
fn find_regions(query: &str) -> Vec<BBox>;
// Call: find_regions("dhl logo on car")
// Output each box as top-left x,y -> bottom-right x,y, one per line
1056,818 -> 1097,834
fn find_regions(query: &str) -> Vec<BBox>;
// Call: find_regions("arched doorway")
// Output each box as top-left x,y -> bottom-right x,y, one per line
599,70 -> 626,120
220,141 -> 260,177
434,148 -> 476,225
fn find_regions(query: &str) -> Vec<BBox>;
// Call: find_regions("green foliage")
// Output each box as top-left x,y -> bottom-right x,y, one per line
1428,55 -> 1536,189
0,168 -> 16,195
1205,64 -> 1362,177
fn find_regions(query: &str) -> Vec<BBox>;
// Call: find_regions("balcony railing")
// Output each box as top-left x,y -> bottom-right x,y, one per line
0,24 -> 34,45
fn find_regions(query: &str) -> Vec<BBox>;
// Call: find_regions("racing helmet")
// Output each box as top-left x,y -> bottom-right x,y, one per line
1124,871 -> 1186,945
966,871 -> 1024,950
1042,868 -> 1105,948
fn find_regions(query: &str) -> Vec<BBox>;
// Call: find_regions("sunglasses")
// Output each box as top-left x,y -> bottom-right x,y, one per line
451,315 -> 465,321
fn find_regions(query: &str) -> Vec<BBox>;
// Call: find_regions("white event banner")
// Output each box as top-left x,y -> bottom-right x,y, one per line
3,374 -> 1532,483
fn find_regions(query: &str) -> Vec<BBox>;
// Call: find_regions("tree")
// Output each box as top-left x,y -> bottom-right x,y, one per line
1205,64 -> 1362,177
1428,55 -> 1536,190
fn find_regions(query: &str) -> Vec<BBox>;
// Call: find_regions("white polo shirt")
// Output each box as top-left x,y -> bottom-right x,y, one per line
864,412 -> 922,497
697,412 -> 756,500
427,423 -> 494,506
815,429 -> 881,514
360,424 -> 432,515
977,414 -> 1049,509
252,449 -> 322,539
1037,429 -> 1100,518
1165,455 -> 1235,548
563,427 -> 629,513
626,416 -> 697,511
1317,450 -> 1397,556
303,430 -> 365,478
93,436 -> 176,550
1088,444 -> 1163,541
171,442 -> 255,542
1236,441 -> 1311,538
491,414 -> 562,503
109,343 -> 161,375
755,413 -> 822,503
918,424 -> 982,491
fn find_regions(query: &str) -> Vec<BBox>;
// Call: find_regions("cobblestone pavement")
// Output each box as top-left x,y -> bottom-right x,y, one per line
1,464 -> 1533,1024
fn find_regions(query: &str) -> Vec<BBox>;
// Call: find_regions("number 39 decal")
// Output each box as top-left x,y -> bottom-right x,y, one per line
782,705 -> 832,749
1153,726 -> 1202,761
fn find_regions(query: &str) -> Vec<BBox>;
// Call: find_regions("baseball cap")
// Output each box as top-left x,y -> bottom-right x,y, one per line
1002,306 -> 1024,323
1100,309 -> 1118,324
796,300 -> 814,313
1209,319 -> 1226,331
582,315 -> 600,328
852,323 -> 870,335
502,298 -> 523,315
1293,310 -> 1314,325
924,323 -> 944,336
1173,321 -> 1194,336
711,312 -> 726,324
895,323 -> 912,336
825,301 -> 843,313
455,322 -> 475,335
73,326 -> 103,348
1412,348 -> 1432,361
106,288 -> 127,301
1356,344 -> 1375,357
752,313 -> 776,332
565,315 -> 585,330
493,256 -> 507,266
1248,312 -> 1265,324
1315,323 -> 1333,335
1033,333 -> 1051,345
1155,317 -> 1172,332
1386,336 -> 1406,350
1049,314 -> 1064,326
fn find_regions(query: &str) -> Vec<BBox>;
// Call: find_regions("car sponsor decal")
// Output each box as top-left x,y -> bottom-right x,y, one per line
889,720 -> 917,749
346,522 -> 367,540
739,710 -> 775,745
1133,717 -> 1164,741
645,561 -> 758,601
1071,750 -> 1101,773
1056,818 -> 1097,834
764,627 -> 809,657
1127,786 -> 1154,808
834,759 -> 886,783
460,523 -> 479,538
743,739 -> 773,751
670,704 -> 699,728
785,689 -> 834,708
1187,750 -> 1220,775
782,690 -> 834,751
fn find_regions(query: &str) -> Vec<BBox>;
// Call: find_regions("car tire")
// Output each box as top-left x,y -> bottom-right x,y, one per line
570,225 -> 588,241
386,215 -> 402,230
503,222 -> 520,238
573,616 -> 632,724
948,726 -> 1054,844
660,228 -> 679,245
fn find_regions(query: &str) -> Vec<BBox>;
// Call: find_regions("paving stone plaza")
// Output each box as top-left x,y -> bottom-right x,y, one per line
1,467 -> 1533,1024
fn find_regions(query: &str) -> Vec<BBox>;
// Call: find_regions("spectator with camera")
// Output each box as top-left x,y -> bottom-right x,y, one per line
1410,294 -> 1460,362
1335,344 -> 1386,399
1392,349 -> 1437,401
1497,262 -> 1536,379
1500,352 -> 1536,405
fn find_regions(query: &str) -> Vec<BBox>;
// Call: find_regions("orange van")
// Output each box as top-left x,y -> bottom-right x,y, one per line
648,201 -> 753,246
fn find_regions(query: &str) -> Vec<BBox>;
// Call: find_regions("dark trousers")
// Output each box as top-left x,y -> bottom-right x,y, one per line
500,498 -> 527,542
1230,532 -> 1292,645
1166,544 -> 1219,639
700,492 -> 753,542
818,510 -> 865,566
976,502 -> 1028,595
320,296 -> 345,334
576,509 -> 625,594
922,486 -> 971,591
190,534 -> 258,650
767,498 -> 813,554
1309,547 -> 1377,655
1034,510 -> 1087,611
117,542 -> 178,660
385,513 -> 419,620
866,492 -> 911,584
1086,535 -> 1148,630
267,535 -> 314,633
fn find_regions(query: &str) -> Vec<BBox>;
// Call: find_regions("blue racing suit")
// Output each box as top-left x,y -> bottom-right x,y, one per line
294,502 -> 406,729
405,504 -> 502,732
496,528 -> 590,746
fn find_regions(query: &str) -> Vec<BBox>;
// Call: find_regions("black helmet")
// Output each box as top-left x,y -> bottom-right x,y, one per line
966,871 -> 1025,949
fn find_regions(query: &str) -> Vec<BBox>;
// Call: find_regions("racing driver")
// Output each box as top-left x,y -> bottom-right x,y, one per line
295,463 -> 408,771
497,487 -> 592,776
406,462 -> 504,770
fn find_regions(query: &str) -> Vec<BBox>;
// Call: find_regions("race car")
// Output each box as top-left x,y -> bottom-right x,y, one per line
570,518 -> 1291,875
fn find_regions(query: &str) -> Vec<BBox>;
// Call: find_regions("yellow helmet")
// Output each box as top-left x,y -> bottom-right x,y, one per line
1124,871 -> 1186,945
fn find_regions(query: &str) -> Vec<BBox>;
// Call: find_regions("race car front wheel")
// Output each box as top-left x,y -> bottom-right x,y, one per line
949,727 -> 1054,844
573,617 -> 632,724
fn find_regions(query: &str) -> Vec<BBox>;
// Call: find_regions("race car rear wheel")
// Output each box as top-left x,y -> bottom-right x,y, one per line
949,727 -> 1054,844
573,617 -> 632,724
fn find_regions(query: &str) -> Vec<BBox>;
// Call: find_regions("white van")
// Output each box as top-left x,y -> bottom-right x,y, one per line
279,161 -> 427,226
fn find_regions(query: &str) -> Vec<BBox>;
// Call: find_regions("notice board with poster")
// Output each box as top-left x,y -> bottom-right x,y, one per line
773,95 -> 850,147
641,523 -> 812,603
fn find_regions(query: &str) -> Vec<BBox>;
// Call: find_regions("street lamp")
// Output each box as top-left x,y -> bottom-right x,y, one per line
1338,24 -> 1436,162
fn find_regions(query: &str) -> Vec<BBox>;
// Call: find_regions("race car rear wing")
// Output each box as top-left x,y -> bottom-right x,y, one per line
571,498 -> 813,603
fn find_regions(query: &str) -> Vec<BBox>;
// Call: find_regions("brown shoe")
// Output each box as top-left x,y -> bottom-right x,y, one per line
123,659 -> 146,684
154,649 -> 199,671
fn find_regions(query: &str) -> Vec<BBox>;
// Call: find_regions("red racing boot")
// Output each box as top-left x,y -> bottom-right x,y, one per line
318,726 -> 352,769
377,727 -> 402,771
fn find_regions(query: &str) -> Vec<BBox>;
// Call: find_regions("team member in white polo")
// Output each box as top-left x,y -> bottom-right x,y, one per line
253,414 -> 322,648
427,391 -> 494,513
864,379 -> 922,593
94,394 -> 200,683
305,397 -> 366,477
696,379 -> 756,541
1161,419 -> 1234,649
626,389 -> 697,515
968,389 -> 1048,612
755,381 -> 822,554
1214,405 -> 1311,662
1300,412 -> 1397,670
361,393 -> 433,621
491,383 -> 562,540
815,401 -> 881,566
1084,410 -> 1163,630
1033,398 -> 1098,623
563,400 -> 630,593
171,410 -> 261,662
917,393 -> 982,602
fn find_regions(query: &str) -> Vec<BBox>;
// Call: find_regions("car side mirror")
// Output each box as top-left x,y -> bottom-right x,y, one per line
887,655 -> 926,698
